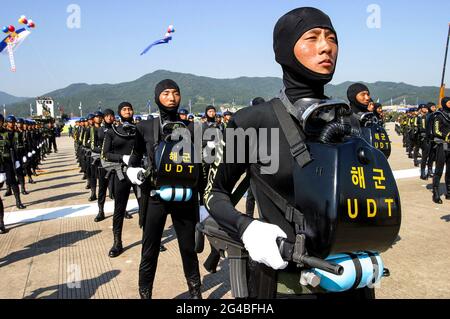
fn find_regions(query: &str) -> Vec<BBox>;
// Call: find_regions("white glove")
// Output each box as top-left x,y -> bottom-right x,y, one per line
122,155 -> 130,166
37,145 -> 41,149
126,167 -> 145,186
28,152 -> 32,158
32,150 -> 36,155
207,141 -> 216,149
15,161 -> 21,169
0,173 -> 6,184
241,220 -> 288,270
22,156 -> 27,163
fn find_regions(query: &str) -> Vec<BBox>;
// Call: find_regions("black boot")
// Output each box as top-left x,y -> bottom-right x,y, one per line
28,177 -> 36,184
88,189 -> 97,202
420,169 -> 427,180
433,187 -> 443,204
0,201 -> 7,234
94,211 -> 105,222
13,186 -> 26,209
4,186 -> 12,197
21,184 -> 29,195
187,277 -> 202,299
203,248 -> 221,274
428,167 -> 434,178
124,212 -> 133,219
138,287 -> 152,299
446,185 -> 450,200
432,176 -> 443,204
108,234 -> 123,258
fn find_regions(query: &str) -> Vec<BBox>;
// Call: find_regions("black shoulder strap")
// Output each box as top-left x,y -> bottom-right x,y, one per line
250,165 -> 305,232
270,98 -> 313,168
153,118 -> 160,146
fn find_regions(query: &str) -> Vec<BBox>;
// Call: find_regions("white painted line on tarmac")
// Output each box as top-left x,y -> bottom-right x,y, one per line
4,199 -> 138,226
3,167 -> 443,225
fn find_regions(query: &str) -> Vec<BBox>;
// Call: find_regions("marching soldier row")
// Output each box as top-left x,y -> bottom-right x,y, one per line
398,99 -> 450,203
0,116 -> 59,234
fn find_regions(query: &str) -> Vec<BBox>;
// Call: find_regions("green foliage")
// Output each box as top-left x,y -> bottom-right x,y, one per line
3,70 -> 450,117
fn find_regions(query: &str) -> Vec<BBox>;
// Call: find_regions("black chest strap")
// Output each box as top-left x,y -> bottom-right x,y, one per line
250,165 -> 305,233
270,98 -> 313,168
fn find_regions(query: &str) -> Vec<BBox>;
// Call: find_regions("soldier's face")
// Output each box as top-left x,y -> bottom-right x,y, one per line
356,91 -> 371,106
94,116 -> 103,124
159,89 -> 181,108
120,106 -> 134,120
294,28 -> 338,75
104,114 -> 115,124
7,122 -> 15,130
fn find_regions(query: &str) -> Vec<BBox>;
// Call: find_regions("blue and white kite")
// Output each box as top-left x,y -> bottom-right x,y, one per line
140,25 -> 175,56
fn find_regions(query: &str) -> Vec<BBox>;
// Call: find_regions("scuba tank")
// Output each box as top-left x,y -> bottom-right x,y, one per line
273,98 -> 400,293
312,252 -> 384,292
290,99 -> 401,258
150,121 -> 199,202
359,113 -> 392,158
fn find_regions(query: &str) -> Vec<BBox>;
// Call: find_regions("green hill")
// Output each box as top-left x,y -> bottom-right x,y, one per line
0,91 -> 28,106
5,70 -> 450,117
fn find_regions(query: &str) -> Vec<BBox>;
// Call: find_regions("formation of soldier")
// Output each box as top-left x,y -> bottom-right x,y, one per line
397,99 -> 450,203
0,115 -> 60,234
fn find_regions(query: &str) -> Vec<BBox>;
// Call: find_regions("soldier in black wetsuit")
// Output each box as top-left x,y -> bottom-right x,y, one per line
204,7 -> 378,299
126,80 -> 202,299
0,115 -> 9,234
93,109 -> 114,222
347,83 -> 372,125
431,97 -> 450,204
88,111 -> 104,202
102,102 -> 139,258
0,115 -> 26,209
414,104 -> 429,179
426,102 -> 438,178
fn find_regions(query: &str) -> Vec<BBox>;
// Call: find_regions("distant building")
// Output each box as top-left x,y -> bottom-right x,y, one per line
36,97 -> 55,117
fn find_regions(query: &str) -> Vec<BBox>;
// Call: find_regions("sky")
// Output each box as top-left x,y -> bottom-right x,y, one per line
1,0 -> 450,97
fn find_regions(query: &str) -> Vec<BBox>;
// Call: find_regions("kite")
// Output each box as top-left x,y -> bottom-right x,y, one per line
0,15 -> 36,72
140,25 -> 175,56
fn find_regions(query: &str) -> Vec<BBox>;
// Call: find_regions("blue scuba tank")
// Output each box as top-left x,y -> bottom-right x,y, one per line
156,186 -> 193,202
313,252 -> 384,292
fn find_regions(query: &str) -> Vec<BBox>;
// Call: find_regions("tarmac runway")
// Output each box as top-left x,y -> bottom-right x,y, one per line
0,123 -> 449,299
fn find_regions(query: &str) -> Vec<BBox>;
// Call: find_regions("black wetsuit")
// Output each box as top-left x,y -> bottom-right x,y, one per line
205,7 -> 375,299
131,115 -> 201,295
0,128 -> 24,208
95,123 -> 113,213
432,109 -> 450,197
414,113 -> 429,174
102,123 -> 138,248
426,111 -> 438,176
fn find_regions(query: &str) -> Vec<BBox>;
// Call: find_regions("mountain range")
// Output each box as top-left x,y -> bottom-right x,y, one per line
2,70 -> 449,117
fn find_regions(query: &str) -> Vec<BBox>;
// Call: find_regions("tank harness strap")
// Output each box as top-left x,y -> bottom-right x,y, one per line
366,252 -> 380,285
347,253 -> 363,290
170,187 -> 176,201
250,166 -> 305,233
270,98 -> 313,168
